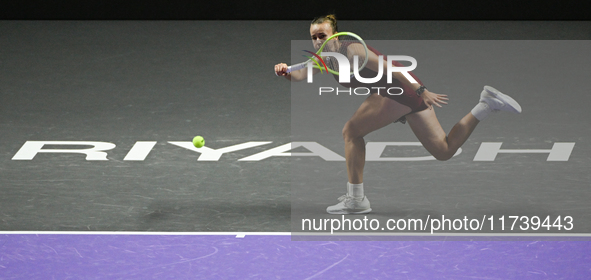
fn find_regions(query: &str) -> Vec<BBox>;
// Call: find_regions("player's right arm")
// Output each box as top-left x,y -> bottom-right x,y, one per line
274,63 -> 319,82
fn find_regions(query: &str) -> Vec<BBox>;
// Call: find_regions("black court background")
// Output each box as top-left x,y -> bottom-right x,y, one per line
2,0 -> 590,20
0,21 -> 590,232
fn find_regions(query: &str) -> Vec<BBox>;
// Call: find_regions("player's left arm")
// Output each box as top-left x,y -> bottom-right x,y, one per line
365,50 -> 448,109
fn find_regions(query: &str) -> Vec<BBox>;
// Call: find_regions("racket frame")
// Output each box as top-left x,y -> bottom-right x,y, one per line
286,32 -> 368,76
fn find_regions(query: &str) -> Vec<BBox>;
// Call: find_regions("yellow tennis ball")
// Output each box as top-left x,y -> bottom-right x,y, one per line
192,136 -> 205,148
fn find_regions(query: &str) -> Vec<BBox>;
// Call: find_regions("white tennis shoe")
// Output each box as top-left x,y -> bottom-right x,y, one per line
326,194 -> 372,214
481,85 -> 522,114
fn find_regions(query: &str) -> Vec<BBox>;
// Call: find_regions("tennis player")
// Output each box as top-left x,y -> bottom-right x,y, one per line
274,14 -> 522,214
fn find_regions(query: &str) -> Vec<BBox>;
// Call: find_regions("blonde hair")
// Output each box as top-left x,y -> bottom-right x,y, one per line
311,14 -> 338,33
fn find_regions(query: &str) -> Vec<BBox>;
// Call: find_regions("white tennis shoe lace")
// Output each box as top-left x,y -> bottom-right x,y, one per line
337,194 -> 362,206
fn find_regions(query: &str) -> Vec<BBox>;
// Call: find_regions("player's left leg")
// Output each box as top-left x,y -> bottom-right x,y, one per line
405,108 -> 479,161
406,85 -> 522,160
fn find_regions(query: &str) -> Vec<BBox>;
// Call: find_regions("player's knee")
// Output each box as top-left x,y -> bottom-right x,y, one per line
433,150 -> 454,161
342,121 -> 360,141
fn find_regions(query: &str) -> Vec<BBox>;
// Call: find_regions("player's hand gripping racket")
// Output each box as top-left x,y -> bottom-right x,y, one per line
276,32 -> 369,77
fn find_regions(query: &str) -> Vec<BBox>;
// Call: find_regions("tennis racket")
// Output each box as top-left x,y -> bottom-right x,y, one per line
277,32 -> 369,77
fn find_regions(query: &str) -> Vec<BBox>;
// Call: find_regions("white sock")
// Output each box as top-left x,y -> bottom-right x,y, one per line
347,182 -> 364,198
470,102 -> 493,121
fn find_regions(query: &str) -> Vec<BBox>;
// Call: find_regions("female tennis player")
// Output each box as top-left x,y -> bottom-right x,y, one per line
274,15 -> 522,214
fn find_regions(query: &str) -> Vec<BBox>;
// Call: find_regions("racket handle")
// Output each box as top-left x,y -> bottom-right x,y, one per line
286,63 -> 307,73
275,67 -> 290,76
275,62 -> 307,76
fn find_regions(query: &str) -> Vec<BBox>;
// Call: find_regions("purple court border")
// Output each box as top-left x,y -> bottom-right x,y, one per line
1,232 -> 590,279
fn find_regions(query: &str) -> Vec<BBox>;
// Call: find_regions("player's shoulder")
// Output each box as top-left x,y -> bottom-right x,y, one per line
366,45 -> 383,56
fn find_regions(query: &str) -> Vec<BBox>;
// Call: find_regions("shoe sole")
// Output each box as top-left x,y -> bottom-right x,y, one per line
326,208 -> 372,215
484,85 -> 522,114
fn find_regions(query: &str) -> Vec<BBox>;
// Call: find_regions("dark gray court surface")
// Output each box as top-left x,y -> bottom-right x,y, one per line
1,21 -> 590,234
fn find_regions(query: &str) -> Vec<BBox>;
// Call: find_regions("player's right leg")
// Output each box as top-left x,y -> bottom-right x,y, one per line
327,93 -> 411,214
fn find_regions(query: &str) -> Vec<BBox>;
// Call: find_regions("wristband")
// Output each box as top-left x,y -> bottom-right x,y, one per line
416,85 -> 427,96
